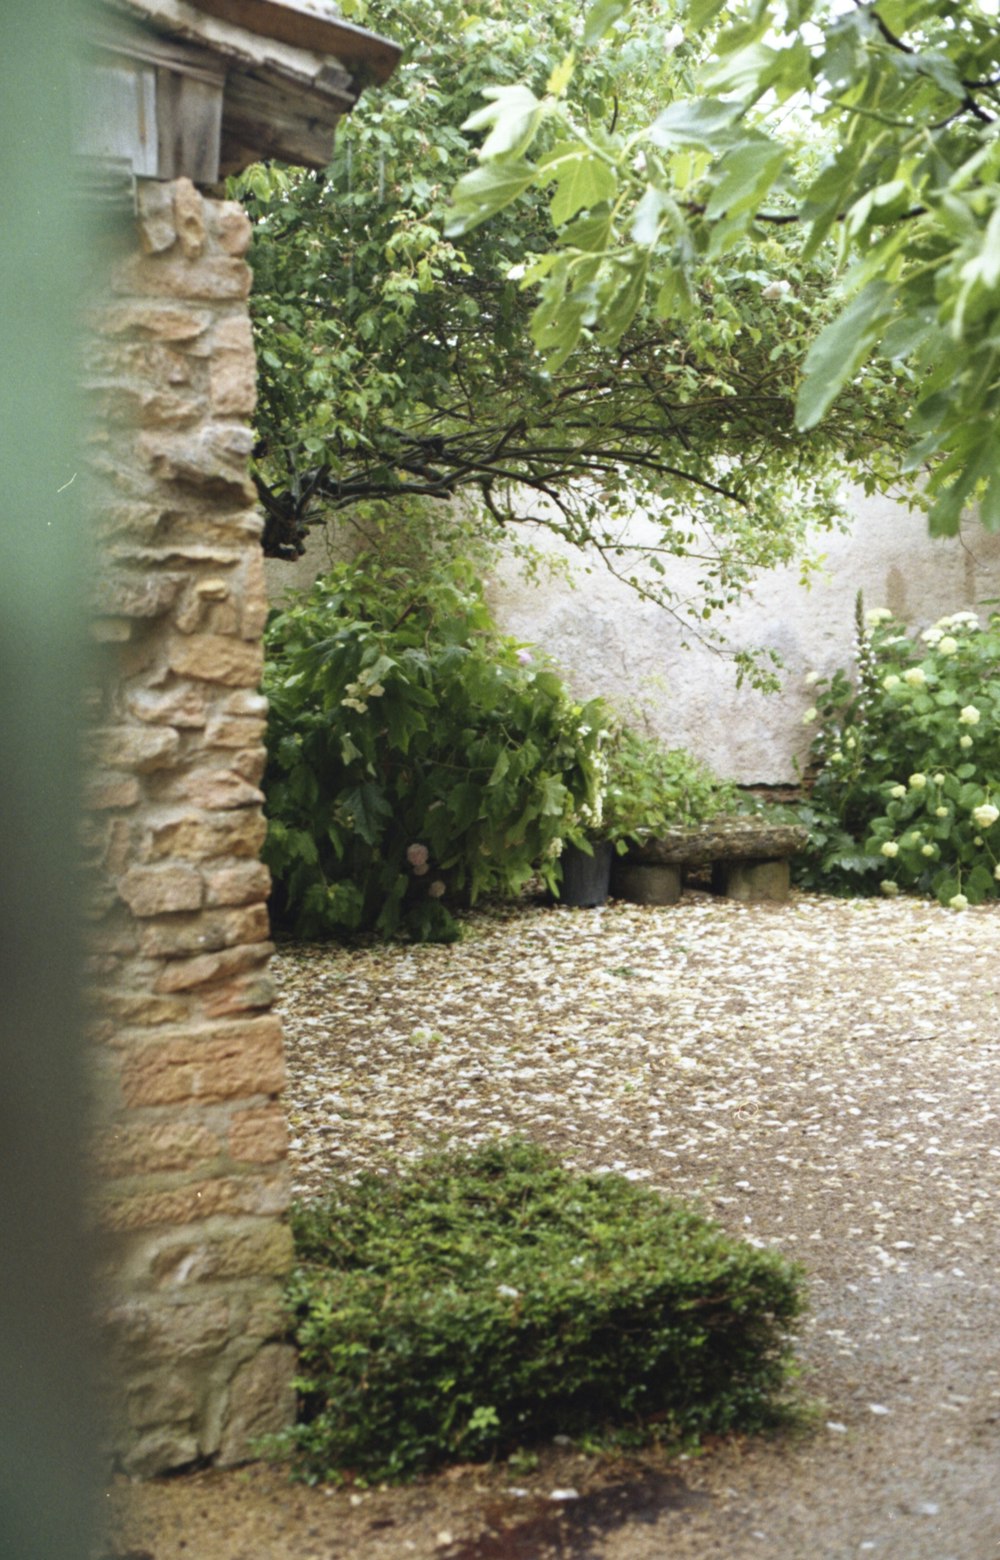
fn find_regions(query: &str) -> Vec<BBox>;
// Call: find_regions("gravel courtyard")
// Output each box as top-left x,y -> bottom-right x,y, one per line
105,889 -> 1000,1560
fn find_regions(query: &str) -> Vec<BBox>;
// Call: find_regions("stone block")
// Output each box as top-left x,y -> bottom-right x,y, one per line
100,1169 -> 289,1232
199,972 -> 276,1018
140,424 -> 256,499
127,1374 -> 199,1429
203,861 -> 271,907
223,690 -> 269,718
612,861 -> 682,906
210,351 -> 256,416
139,903 -> 269,958
90,725 -> 181,774
119,1016 -> 286,1106
216,1343 -> 297,1467
122,1428 -> 201,1478
128,686 -> 207,727
99,303 -> 212,343
230,747 -> 267,785
95,1120 -> 221,1178
150,1221 -> 294,1288
137,181 -> 177,255
204,714 -> 264,748
167,632 -> 263,687
173,178 -> 206,260
85,772 -> 141,811
208,200 -> 253,256
90,568 -> 184,620
228,1105 -> 288,1166
153,939 -> 272,994
149,811 -> 268,861
712,857 -> 791,903
118,865 -> 204,916
112,251 -> 252,303
178,770 -> 265,810
106,1296 -> 232,1365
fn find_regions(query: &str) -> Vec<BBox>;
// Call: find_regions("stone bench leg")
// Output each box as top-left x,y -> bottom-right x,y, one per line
612,861 -> 682,906
711,857 -> 790,903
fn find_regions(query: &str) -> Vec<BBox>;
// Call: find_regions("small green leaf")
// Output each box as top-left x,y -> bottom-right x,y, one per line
462,84 -> 545,162
796,282 -> 894,430
582,0 -> 629,46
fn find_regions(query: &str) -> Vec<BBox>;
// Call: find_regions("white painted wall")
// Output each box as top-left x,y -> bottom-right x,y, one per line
264,487 -> 1000,786
486,488 -> 1000,785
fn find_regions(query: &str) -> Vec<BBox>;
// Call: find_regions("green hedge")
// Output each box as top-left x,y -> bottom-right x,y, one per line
284,1140 -> 806,1482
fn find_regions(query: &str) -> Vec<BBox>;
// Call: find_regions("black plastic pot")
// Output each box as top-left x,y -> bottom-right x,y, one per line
557,840 -> 614,907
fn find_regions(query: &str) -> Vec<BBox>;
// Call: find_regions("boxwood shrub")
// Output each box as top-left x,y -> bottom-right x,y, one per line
283,1140 -> 806,1483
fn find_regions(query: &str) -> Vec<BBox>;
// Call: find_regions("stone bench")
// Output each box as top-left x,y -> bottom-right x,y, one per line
612,820 -> 810,906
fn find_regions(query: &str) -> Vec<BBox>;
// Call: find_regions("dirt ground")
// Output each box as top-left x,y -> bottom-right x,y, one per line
101,890 -> 1000,1560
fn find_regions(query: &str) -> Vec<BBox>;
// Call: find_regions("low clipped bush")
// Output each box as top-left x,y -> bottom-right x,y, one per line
283,1140 -> 806,1483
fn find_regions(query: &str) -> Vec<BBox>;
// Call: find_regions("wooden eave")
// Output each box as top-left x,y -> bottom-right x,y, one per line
99,0 -> 400,175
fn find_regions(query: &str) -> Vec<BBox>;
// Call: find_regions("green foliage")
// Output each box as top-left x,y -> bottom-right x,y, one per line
452,0 -> 1000,535
283,1138 -> 807,1483
597,726 -> 738,849
232,0 -> 909,671
794,597 -> 1000,906
262,549 -> 604,941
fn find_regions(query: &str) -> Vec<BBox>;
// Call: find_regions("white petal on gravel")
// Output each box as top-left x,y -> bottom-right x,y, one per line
917,1501 -> 940,1516
826,1421 -> 848,1433
549,1489 -> 580,1501
868,1403 -> 891,1415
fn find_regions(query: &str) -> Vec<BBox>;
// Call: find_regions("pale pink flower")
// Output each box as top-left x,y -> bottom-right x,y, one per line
406,842 -> 429,869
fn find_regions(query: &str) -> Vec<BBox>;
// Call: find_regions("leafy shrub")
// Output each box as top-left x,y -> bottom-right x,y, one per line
795,596 -> 1000,906
262,555 -> 605,941
283,1139 -> 806,1483
599,726 -> 738,851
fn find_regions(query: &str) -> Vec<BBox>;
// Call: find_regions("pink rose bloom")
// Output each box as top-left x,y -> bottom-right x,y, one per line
406,843 -> 429,868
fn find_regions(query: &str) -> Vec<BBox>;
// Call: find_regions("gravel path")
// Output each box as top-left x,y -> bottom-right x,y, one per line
105,890 -> 1000,1560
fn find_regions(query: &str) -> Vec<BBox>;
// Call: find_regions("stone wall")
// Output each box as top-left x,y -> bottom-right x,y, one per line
82,178 -> 295,1476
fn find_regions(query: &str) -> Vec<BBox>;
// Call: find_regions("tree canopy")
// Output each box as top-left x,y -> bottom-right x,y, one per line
236,0 -> 924,657
451,0 -> 1000,537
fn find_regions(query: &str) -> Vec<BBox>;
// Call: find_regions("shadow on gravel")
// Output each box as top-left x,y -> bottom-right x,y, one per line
440,1467 -> 710,1559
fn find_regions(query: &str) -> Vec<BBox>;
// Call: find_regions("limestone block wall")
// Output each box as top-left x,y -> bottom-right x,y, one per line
82,178 -> 295,1476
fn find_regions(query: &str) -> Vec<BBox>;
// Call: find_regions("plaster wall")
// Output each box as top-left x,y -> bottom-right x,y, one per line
83,179 -> 294,1476
486,488 -> 1000,785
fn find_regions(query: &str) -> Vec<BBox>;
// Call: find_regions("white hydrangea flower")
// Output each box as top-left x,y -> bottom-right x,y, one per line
880,879 -> 899,897
845,736 -> 856,750
804,670 -> 820,686
972,803 -> 999,829
921,627 -> 943,645
994,864 -> 1000,882
921,844 -> 935,857
937,636 -> 959,655
909,773 -> 927,790
959,705 -> 981,725
933,773 -> 945,785
802,706 -> 818,724
904,667 -> 927,686
883,674 -> 901,691
949,893 -> 969,911
866,607 -> 893,625
960,734 -> 974,750
935,806 -> 949,818
880,840 -> 899,857
890,784 -> 907,799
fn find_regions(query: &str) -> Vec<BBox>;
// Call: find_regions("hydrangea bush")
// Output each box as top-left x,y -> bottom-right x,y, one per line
796,598 -> 1000,907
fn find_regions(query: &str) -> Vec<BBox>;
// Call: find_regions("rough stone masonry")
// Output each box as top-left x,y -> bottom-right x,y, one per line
82,178 -> 295,1476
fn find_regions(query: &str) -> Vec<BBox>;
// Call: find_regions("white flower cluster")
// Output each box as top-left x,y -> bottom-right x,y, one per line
971,803 -> 999,830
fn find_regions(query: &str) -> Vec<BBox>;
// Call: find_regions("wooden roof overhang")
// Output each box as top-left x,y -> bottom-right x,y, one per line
76,0 -> 401,186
